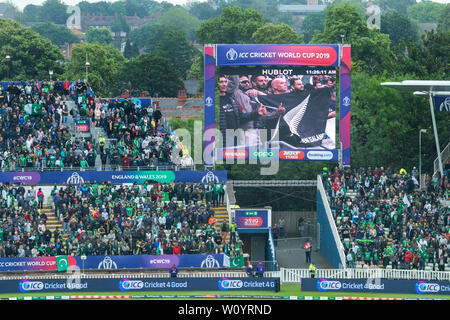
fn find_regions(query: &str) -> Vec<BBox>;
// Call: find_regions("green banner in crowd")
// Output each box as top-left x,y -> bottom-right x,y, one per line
356,239 -> 374,243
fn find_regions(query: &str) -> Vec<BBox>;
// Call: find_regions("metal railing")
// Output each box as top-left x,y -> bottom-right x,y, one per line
2,268 -> 447,283
434,142 -> 450,177
272,268 -> 450,283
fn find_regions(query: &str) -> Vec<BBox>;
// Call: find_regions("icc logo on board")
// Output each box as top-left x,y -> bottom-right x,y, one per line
66,172 -> 85,184
342,96 -> 351,106
19,280 -> 44,293
218,278 -> 243,290
415,281 -> 440,294
439,97 -> 450,111
201,171 -> 220,184
119,278 -> 144,291
317,279 -> 342,291
98,256 -> 118,269
200,255 -> 220,268
205,96 -> 214,107
226,48 -> 238,61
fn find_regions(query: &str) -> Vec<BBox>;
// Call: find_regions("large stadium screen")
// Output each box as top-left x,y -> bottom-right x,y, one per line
203,44 -> 351,165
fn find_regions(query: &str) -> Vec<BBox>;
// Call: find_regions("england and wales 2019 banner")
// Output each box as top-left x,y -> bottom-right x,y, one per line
0,170 -> 227,185
0,254 -> 229,272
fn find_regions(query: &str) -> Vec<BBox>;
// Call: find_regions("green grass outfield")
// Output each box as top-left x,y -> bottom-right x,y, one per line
1,284 -> 449,300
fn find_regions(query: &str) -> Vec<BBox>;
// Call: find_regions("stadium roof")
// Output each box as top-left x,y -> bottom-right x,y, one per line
381,80 -> 449,178
381,80 -> 450,93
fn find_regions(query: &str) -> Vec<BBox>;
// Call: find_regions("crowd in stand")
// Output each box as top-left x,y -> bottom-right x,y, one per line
0,79 -> 191,171
324,166 -> 449,271
70,79 -> 189,169
0,181 -> 241,259
0,80 -> 80,170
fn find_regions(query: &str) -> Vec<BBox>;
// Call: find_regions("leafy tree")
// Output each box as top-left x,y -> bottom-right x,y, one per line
350,72 -> 449,172
38,0 -> 69,25
418,30 -> 450,78
108,1 -> 127,16
22,4 -> 40,23
158,6 -> 201,42
187,1 -> 219,21
390,28 -> 449,80
123,0 -> 146,17
130,22 -> 178,52
123,39 -> 139,59
277,0 -> 307,3
186,53 -> 204,93
86,27 -> 114,45
0,19 -> 64,80
196,6 -> 265,44
375,0 -> 416,15
63,43 -> 126,97
253,23 -> 304,44
226,0 -> 291,26
380,10 -> 419,47
311,3 -> 393,74
77,1 -> 113,16
31,22 -> 79,46
118,53 -> 184,97
328,0 -> 366,16
154,30 -> 200,78
390,39 -> 428,78
406,1 -> 446,23
301,10 -> 327,44
437,4 -> 450,32
111,14 -> 130,33
77,0 -> 174,23
0,2 -> 20,22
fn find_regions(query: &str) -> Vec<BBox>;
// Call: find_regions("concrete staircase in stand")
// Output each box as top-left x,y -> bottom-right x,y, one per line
212,204 -> 230,242
40,205 -> 67,242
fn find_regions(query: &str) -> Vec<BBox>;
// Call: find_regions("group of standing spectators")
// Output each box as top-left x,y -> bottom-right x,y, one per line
0,179 -> 240,259
324,165 -> 449,271
0,78 -> 192,171
49,180 -> 236,258
0,182 -> 61,258
0,80 -> 77,170
69,79 -> 191,170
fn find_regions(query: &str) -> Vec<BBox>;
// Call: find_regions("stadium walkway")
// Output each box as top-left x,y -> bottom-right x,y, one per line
275,237 -> 333,269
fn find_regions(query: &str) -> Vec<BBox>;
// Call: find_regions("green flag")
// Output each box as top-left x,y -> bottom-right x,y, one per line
417,241 -> 428,260
32,104 -> 43,116
230,254 -> 244,268
56,255 -> 69,272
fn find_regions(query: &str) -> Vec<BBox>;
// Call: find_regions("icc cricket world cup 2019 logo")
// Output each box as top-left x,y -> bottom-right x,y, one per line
66,172 -> 84,184
200,255 -> 220,268
226,48 -> 238,61
201,171 -> 219,184
98,256 -> 118,269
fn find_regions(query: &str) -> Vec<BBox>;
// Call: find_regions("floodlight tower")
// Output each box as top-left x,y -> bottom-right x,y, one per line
380,80 -> 450,178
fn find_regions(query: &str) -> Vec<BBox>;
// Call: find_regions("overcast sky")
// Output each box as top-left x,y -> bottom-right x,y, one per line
10,0 -> 449,12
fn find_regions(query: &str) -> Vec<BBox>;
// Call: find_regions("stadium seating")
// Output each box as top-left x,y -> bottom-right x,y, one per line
0,180 -> 240,258
324,166 -> 449,271
0,80 -> 233,258
0,80 -> 192,171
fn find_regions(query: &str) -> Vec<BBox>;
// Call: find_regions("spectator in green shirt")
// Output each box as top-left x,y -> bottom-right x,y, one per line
80,157 -> 89,169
